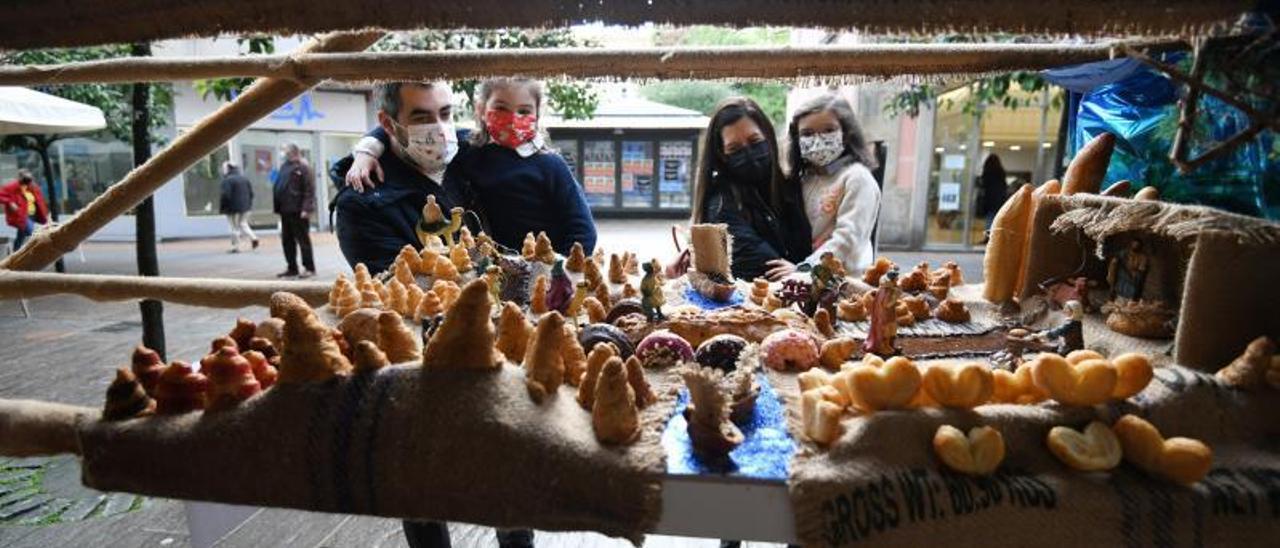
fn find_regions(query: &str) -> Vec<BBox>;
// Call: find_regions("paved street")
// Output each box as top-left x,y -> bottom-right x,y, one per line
0,219 -> 981,547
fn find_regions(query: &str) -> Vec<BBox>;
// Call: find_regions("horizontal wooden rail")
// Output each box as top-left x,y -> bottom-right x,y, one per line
0,0 -> 1248,50
0,271 -> 331,309
0,42 -> 1187,86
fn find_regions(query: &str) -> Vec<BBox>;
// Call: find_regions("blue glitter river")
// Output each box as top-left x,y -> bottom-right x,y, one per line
661,368 -> 795,480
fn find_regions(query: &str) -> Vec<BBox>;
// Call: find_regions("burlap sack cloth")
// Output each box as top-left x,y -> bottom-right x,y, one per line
79,364 -> 679,543
773,359 -> 1280,547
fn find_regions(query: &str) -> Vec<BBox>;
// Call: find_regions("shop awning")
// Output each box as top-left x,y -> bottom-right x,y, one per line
0,86 -> 107,135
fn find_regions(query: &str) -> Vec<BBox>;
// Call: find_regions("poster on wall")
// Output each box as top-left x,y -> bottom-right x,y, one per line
938,181 -> 961,211
659,141 -> 692,193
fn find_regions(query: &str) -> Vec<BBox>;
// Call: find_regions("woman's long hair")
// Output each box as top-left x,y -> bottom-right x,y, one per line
785,93 -> 877,185
689,96 -> 786,224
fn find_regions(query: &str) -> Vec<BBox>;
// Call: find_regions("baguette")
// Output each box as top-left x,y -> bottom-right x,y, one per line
983,184 -> 1033,303
1062,133 -> 1116,195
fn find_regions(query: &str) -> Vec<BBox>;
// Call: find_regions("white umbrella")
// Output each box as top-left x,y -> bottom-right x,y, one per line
0,86 -> 106,135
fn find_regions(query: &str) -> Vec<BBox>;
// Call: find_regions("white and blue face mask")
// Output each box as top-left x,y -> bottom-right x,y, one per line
799,129 -> 845,168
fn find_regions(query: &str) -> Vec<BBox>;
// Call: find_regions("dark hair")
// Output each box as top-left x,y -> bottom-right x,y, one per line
17,168 -> 33,181
689,96 -> 786,224
785,94 -> 877,184
375,81 -> 442,121
982,154 -> 1006,179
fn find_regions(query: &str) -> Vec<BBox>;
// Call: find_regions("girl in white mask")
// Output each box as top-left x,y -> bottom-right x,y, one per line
785,94 -> 881,272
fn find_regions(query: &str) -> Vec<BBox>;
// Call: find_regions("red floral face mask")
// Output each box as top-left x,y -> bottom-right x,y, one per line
484,109 -> 538,149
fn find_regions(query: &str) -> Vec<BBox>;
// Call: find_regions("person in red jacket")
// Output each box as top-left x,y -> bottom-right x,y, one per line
0,169 -> 50,250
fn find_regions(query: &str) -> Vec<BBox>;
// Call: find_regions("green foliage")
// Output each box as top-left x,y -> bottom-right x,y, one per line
0,45 -> 173,151
375,29 -> 600,120
884,71 -> 1056,119
192,36 -> 275,101
640,26 -> 791,123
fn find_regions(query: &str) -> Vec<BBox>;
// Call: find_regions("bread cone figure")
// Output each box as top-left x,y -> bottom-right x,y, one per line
331,278 -> 362,318
494,302 -> 534,362
524,312 -> 566,403
155,361 -> 208,415
370,278 -> 390,303
329,274 -> 347,309
534,231 -> 556,264
622,283 -> 640,300
983,184 -> 1033,304
449,243 -> 473,273
1216,336 -> 1275,390
352,340 -> 391,374
530,275 -> 549,314
750,278 -> 770,305
593,357 -> 640,445
592,247 -> 606,266
396,245 -> 423,274
593,282 -> 611,309
624,251 -> 640,276
1062,133 -> 1115,195
562,324 -> 589,386
405,283 -> 425,314
625,355 -> 657,408
583,258 -> 605,290
608,253 -> 626,284
458,226 -> 476,250
584,297 -> 607,323
386,279 -> 409,316
393,259 -> 414,288
415,290 -> 443,322
566,242 -> 587,272
579,343 -> 616,409
421,279 -> 503,371
521,232 -> 537,259
243,350 -> 278,389
131,345 -> 164,397
378,310 -> 421,363
433,255 -> 460,282
354,263 -> 372,289
103,368 -> 156,421
360,288 -> 384,310
202,346 -> 262,411
431,280 -> 461,311
419,246 -> 440,272
275,293 -> 353,383
210,335 -> 238,353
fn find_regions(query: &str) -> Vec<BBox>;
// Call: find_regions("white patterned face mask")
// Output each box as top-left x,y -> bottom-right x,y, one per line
799,129 -> 845,168
393,121 -> 458,179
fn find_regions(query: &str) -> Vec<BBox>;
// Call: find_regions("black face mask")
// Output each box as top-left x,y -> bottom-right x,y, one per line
722,141 -> 773,185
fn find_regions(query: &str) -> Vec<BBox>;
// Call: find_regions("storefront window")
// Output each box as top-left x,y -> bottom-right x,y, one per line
235,130 -> 313,226
620,141 -> 655,208
181,145 -> 232,216
552,139 -> 580,182
658,140 -> 694,209
582,140 -> 616,207
54,137 -> 132,215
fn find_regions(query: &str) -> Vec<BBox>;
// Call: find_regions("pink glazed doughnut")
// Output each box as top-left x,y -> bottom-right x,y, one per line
761,329 -> 820,371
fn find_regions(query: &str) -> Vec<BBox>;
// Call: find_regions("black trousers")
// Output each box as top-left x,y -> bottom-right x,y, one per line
402,521 -> 533,548
279,212 -> 315,273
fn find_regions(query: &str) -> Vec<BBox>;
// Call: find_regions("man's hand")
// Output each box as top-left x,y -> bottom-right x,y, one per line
345,152 -> 383,193
764,258 -> 797,281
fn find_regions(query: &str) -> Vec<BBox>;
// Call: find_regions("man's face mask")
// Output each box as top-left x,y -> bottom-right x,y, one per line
723,140 -> 774,184
393,120 -> 458,177
799,129 -> 845,168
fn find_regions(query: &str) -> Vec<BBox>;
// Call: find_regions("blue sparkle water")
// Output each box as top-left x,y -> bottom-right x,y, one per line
662,370 -> 794,480
682,285 -> 745,310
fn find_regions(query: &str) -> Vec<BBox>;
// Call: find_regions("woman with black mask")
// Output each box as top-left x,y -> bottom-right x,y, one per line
689,97 -> 812,281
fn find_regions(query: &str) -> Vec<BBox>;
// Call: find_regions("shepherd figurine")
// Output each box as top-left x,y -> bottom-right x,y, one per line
641,259 -> 666,323
863,268 -> 902,356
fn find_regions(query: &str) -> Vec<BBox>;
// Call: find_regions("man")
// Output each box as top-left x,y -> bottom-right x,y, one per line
219,162 -> 258,253
0,169 -> 50,250
329,81 -> 470,273
273,142 -> 316,278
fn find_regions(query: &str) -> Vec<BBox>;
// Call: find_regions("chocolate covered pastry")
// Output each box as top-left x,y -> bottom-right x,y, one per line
155,360 -> 208,415
201,346 -> 261,411
131,345 -> 164,397
103,368 -> 156,421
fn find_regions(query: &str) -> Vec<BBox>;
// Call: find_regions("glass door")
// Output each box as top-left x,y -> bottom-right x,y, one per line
239,130 -> 313,228
926,103 -> 979,248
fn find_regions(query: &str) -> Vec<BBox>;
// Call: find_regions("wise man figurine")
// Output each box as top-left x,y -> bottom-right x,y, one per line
546,258 -> 574,314
1034,300 -> 1085,355
863,268 -> 902,356
641,259 -> 666,323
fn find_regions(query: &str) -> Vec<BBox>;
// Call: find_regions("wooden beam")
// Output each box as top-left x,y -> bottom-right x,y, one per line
0,41 -> 1187,86
0,30 -> 383,273
0,271 -> 332,309
0,0 -> 1248,50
